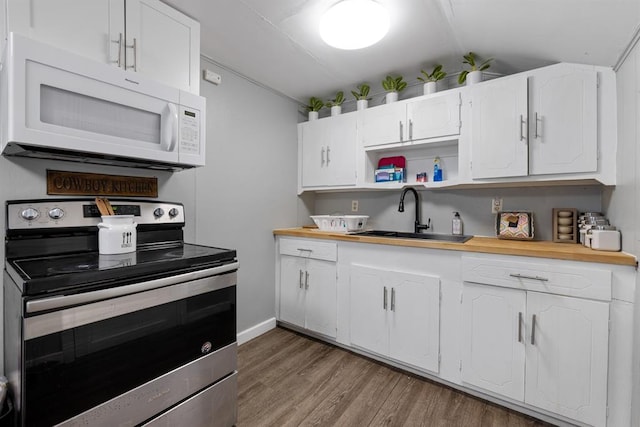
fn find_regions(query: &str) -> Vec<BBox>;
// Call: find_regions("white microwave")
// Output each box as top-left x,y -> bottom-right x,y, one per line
0,33 -> 206,170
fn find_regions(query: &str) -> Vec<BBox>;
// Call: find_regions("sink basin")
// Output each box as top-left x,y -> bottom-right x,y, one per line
355,230 -> 473,243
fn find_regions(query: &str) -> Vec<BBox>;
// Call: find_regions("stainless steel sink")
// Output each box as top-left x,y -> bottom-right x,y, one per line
355,230 -> 473,243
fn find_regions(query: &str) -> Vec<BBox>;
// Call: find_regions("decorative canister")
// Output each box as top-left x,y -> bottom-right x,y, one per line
97,215 -> 137,254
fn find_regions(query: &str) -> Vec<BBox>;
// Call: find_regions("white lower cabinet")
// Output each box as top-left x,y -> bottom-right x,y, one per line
278,238 -> 337,338
349,264 -> 440,373
461,256 -> 611,427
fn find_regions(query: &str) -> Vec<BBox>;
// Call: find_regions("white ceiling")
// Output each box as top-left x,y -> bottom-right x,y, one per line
164,0 -> 640,104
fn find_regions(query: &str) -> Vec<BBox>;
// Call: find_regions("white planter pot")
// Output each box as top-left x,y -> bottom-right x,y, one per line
356,99 -> 368,111
308,111 -> 319,121
466,70 -> 482,85
330,105 -> 342,116
386,92 -> 398,103
423,81 -> 437,95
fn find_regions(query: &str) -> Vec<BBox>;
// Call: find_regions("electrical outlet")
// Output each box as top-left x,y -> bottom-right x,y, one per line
351,200 -> 359,212
492,198 -> 503,214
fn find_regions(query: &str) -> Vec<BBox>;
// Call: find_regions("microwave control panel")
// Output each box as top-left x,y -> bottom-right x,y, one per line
179,107 -> 200,155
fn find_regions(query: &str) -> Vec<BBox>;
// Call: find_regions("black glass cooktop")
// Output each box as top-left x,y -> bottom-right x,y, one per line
7,243 -> 237,297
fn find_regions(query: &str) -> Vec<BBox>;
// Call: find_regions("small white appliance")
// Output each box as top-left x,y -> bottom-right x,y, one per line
0,33 -> 206,170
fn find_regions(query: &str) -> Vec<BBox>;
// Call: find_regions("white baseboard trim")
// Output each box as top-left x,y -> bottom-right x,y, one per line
237,317 -> 276,346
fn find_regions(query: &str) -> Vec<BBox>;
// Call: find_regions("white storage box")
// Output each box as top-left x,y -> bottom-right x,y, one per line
310,215 -> 368,232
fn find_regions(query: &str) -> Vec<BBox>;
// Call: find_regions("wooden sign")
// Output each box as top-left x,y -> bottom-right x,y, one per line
47,170 -> 158,197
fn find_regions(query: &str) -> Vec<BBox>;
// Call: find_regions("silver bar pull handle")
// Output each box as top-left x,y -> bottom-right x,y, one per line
391,288 -> 396,311
321,146 -> 325,165
518,312 -> 523,343
297,248 -> 313,253
535,112 -> 542,139
409,119 -> 413,140
326,146 -> 331,164
519,115 -> 527,142
112,32 -> 123,67
509,273 -> 549,282
531,314 -> 537,345
399,121 -> 403,142
383,286 -> 388,310
126,38 -> 137,71
299,270 -> 304,289
305,271 -> 309,289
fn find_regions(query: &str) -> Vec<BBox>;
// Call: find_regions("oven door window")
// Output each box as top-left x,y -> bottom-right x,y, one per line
23,285 -> 235,427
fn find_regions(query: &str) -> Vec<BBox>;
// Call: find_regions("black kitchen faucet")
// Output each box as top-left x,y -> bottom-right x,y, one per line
398,187 -> 431,234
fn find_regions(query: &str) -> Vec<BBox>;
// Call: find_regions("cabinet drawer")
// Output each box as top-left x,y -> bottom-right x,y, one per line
462,256 -> 611,301
279,238 -> 337,262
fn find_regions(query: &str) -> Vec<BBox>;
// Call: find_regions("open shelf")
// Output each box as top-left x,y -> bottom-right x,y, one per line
364,138 -> 459,189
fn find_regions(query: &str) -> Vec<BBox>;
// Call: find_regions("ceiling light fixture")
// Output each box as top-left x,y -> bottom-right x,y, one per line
320,0 -> 390,50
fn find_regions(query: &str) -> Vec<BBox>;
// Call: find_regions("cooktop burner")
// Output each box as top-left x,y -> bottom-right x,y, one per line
8,243 -> 237,297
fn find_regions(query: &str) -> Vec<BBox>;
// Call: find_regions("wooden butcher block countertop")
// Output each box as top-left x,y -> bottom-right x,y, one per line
273,228 -> 638,267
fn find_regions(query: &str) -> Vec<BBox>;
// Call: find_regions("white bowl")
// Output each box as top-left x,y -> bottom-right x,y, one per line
310,215 -> 368,232
557,211 -> 573,218
558,225 -> 573,233
558,218 -> 573,225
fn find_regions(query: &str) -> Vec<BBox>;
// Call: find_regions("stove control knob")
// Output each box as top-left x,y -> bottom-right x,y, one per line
48,208 -> 65,220
153,208 -> 165,218
168,208 -> 179,218
21,208 -> 39,221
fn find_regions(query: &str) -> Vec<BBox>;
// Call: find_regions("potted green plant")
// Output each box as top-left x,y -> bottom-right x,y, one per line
458,52 -> 493,85
351,83 -> 371,111
381,75 -> 407,103
325,91 -> 345,116
418,64 -> 447,95
305,96 -> 324,120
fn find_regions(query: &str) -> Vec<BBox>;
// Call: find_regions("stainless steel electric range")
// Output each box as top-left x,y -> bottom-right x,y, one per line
3,199 -> 238,427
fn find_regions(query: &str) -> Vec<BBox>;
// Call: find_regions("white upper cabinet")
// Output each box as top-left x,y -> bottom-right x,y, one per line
361,102 -> 407,147
299,113 -> 357,190
470,64 -> 601,181
125,0 -> 200,94
528,67 -> 597,175
470,76 -> 529,179
408,92 -> 461,141
5,0 -> 200,94
361,92 -> 461,148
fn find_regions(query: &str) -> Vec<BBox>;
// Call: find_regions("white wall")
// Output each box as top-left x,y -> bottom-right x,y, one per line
606,30 -> 640,425
315,186 -> 602,241
195,58 -> 300,334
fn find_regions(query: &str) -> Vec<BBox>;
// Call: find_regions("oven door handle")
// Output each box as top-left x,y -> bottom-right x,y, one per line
25,261 -> 239,340
25,261 -> 239,315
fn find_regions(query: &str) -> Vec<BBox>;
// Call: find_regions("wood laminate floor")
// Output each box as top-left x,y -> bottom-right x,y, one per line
237,327 -> 554,427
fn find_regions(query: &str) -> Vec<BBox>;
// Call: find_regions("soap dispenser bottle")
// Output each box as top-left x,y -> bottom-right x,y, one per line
452,212 -> 463,235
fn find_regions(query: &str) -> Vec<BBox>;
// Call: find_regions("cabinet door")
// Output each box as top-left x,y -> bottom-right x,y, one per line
349,265 -> 388,356
325,114 -> 357,186
360,102 -> 407,147
471,77 -> 528,179
388,272 -> 441,373
300,120 -> 326,187
525,292 -> 609,427
528,69 -> 598,175
408,92 -> 461,141
304,259 -> 337,338
125,0 -> 200,94
7,0 -> 125,65
461,283 -> 526,401
279,256 -> 306,328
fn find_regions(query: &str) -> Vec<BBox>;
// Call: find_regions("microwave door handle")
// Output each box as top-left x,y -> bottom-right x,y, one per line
161,103 -> 179,152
